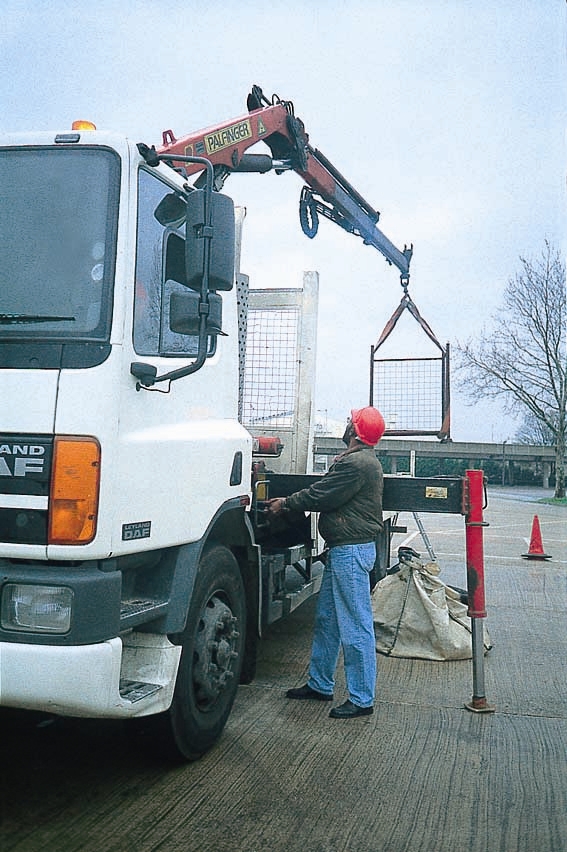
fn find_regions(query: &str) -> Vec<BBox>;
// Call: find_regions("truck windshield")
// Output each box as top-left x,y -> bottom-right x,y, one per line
0,146 -> 119,342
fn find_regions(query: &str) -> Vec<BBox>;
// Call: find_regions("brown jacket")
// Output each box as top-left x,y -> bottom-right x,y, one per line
285,445 -> 383,547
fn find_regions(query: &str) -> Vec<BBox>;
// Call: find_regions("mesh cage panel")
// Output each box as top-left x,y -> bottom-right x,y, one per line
242,307 -> 299,430
372,357 -> 443,433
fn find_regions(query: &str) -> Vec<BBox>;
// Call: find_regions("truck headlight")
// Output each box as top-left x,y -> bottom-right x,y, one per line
1,584 -> 73,633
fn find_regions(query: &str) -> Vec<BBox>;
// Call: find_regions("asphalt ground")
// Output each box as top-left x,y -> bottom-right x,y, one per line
1,486 -> 566,852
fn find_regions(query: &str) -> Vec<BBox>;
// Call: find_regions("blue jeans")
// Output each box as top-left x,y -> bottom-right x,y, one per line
307,542 -> 377,708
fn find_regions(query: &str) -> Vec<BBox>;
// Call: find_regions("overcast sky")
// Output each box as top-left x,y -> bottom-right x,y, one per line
2,0 -> 565,442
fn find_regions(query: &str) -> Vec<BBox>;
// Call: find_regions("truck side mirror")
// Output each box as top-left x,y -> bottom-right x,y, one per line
154,192 -> 186,227
169,290 -> 223,336
185,190 -> 235,292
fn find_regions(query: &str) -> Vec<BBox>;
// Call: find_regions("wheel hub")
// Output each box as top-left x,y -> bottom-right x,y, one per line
193,595 -> 240,706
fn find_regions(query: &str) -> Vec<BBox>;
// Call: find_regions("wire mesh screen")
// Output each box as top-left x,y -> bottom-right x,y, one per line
371,356 -> 447,435
242,307 -> 299,430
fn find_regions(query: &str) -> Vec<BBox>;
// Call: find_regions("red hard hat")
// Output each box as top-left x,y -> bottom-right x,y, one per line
351,407 -> 385,446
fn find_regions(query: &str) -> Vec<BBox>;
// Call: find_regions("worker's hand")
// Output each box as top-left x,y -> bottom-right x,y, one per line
266,497 -> 286,516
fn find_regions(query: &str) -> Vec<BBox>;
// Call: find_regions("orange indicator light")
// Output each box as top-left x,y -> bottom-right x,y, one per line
48,436 -> 101,545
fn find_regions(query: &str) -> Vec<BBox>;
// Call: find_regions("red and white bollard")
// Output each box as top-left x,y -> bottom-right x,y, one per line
464,469 -> 495,714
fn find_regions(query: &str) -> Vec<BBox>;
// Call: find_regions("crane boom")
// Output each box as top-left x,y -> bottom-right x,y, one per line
156,86 -> 412,283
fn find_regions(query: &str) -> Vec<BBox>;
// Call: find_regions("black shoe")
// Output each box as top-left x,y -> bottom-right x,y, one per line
286,684 -> 333,701
329,700 -> 373,718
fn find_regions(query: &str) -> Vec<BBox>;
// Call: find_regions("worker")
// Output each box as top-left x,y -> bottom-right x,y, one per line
267,406 -> 385,718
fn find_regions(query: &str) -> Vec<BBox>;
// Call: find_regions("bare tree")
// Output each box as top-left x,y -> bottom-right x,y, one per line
456,242 -> 566,498
515,411 -> 556,447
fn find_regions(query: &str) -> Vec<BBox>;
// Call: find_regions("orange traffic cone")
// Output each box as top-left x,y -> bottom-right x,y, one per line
522,515 -> 551,560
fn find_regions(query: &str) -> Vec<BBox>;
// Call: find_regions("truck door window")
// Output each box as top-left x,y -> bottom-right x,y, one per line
134,170 -> 215,358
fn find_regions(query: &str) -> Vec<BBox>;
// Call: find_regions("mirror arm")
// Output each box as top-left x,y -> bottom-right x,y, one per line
134,151 -> 216,386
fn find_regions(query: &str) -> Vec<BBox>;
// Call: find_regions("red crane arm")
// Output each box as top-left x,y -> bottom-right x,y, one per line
156,86 -> 412,281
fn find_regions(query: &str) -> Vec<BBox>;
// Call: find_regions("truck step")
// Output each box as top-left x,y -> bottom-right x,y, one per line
119,679 -> 163,703
120,598 -> 169,629
283,572 -> 323,616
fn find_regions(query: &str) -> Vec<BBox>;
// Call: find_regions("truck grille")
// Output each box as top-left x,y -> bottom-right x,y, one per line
0,434 -> 53,545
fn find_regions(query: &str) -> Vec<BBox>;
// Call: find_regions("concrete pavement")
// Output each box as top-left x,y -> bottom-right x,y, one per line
1,486 -> 565,852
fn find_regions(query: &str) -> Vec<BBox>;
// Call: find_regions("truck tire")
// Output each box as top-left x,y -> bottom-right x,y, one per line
165,543 -> 246,761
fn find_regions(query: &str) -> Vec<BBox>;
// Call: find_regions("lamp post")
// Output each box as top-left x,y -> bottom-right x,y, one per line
501,439 -> 508,486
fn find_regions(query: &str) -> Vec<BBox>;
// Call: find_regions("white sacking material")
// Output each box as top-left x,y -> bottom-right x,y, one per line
372,552 -> 492,660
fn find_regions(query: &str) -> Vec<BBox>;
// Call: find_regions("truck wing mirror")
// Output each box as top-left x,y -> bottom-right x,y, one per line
185,190 -> 235,292
130,362 -> 158,386
154,192 -> 186,227
169,290 -> 224,336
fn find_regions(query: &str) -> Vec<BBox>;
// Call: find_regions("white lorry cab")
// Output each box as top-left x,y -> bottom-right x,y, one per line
0,128 -> 293,760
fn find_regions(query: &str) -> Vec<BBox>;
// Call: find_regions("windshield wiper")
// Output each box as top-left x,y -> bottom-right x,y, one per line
0,314 -> 76,324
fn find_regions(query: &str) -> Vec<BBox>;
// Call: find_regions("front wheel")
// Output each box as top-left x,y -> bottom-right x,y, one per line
165,544 -> 246,761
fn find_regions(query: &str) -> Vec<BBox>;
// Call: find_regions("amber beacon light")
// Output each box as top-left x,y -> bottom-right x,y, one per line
71,120 -> 97,131
48,437 -> 101,545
